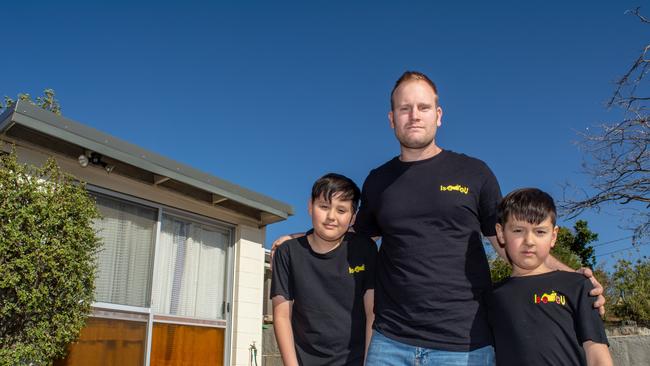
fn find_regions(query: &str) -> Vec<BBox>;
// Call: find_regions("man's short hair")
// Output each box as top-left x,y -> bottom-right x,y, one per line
311,173 -> 361,212
390,71 -> 439,110
497,188 -> 557,226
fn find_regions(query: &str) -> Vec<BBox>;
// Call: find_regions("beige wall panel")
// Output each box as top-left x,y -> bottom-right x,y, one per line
238,256 -> 264,275
231,224 -> 265,366
238,240 -> 266,260
237,286 -> 265,304
235,271 -> 264,290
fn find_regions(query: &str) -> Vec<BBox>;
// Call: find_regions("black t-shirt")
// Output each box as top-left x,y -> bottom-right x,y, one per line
487,271 -> 609,366
354,150 -> 501,351
271,232 -> 377,366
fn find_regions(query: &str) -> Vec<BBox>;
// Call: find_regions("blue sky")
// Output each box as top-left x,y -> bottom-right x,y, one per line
2,0 -> 648,269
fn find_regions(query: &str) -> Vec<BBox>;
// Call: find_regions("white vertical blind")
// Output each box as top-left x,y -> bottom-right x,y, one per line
151,214 -> 229,319
93,195 -> 157,307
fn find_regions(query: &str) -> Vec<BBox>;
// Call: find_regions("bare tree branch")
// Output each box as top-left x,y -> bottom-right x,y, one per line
561,9 -> 650,244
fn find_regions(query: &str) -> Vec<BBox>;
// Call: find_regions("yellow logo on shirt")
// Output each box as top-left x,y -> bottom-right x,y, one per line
349,264 -> 365,274
440,184 -> 469,195
534,291 -> 566,306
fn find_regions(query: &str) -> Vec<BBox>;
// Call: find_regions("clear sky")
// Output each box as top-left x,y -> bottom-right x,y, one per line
2,0 -> 648,269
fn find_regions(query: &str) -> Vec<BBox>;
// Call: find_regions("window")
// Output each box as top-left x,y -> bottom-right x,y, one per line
93,194 -> 157,308
53,313 -> 148,366
150,323 -> 224,366
152,214 -> 230,319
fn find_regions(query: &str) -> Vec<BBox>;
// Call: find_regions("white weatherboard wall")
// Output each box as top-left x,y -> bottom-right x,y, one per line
231,225 -> 266,366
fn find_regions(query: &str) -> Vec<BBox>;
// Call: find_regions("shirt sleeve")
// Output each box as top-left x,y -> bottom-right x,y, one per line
353,177 -> 381,237
478,162 -> 502,237
575,278 -> 609,345
270,245 -> 293,301
363,237 -> 378,291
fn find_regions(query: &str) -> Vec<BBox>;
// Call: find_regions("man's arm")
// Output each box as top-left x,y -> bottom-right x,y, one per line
271,233 -> 305,260
363,289 -> 375,361
487,235 -> 507,262
583,341 -> 613,366
486,236 -> 606,314
272,296 -> 299,366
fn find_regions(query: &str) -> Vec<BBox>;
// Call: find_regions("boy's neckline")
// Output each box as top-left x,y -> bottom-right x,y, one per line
509,269 -> 561,279
511,262 -> 555,277
306,233 -> 344,255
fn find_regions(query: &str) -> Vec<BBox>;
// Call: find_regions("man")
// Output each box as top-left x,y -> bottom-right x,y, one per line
358,71 -> 502,364
274,71 -> 604,365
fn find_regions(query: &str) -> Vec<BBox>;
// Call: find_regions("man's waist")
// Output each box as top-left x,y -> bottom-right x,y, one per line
372,317 -> 493,352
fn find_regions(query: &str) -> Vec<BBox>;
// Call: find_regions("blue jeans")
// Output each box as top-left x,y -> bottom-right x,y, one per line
365,330 -> 495,366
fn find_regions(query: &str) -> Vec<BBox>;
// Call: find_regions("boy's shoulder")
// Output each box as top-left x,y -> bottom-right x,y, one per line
274,236 -> 308,258
545,270 -> 593,291
493,270 -> 592,295
275,233 -> 376,257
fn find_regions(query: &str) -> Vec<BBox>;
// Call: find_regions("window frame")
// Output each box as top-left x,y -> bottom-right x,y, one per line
87,185 -> 236,366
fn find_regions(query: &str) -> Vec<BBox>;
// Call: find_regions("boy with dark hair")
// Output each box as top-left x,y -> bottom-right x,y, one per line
271,173 -> 377,366
488,188 -> 612,366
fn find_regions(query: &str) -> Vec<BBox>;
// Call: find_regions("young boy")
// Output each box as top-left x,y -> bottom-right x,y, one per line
488,188 -> 612,366
271,173 -> 377,366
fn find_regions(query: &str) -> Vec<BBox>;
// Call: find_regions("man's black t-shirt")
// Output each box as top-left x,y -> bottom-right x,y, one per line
487,271 -> 608,366
271,232 -> 377,366
354,150 -> 501,351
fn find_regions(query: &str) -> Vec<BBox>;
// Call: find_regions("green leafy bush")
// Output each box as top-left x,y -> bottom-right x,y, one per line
1,89 -> 61,115
0,149 -> 100,365
609,257 -> 650,322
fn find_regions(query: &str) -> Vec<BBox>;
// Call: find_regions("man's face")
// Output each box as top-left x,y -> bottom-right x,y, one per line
496,216 -> 559,276
389,80 -> 443,150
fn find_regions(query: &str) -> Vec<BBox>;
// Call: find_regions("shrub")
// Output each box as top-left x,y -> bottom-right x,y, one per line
609,257 -> 650,323
0,148 -> 100,365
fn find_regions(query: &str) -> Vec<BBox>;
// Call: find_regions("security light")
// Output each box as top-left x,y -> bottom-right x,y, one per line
77,150 -> 114,174
78,154 -> 89,167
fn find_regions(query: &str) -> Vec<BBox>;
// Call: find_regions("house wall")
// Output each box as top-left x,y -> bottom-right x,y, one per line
231,225 -> 266,366
4,139 -> 269,365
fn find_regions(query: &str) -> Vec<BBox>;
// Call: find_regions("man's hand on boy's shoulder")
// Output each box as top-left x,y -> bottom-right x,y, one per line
544,255 -> 606,316
577,267 -> 606,316
270,232 -> 306,269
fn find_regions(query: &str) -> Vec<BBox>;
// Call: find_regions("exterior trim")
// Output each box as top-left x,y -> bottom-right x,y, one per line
1,102 -> 293,222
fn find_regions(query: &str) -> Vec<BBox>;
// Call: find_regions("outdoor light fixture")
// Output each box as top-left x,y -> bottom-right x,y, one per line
78,154 -> 89,167
89,152 -> 103,165
77,151 -> 114,174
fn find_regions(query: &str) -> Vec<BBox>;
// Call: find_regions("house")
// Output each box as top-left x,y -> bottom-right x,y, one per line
0,101 -> 293,366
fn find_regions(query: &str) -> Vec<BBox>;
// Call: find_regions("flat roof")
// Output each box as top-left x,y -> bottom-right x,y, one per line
0,101 -> 293,224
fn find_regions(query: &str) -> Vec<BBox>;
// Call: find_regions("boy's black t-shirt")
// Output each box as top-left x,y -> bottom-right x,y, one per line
487,271 -> 609,366
270,232 -> 377,366
354,150 -> 501,351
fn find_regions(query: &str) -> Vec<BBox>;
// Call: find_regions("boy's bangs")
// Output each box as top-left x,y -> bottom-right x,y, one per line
510,207 -> 552,226
311,173 -> 361,211
498,188 -> 557,226
322,188 -> 355,203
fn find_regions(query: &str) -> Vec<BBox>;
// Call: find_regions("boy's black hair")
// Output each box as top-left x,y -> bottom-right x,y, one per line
311,173 -> 361,212
497,188 -> 557,226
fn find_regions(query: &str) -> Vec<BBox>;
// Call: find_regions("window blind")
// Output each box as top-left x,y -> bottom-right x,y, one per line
93,195 -> 157,307
152,214 -> 230,319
